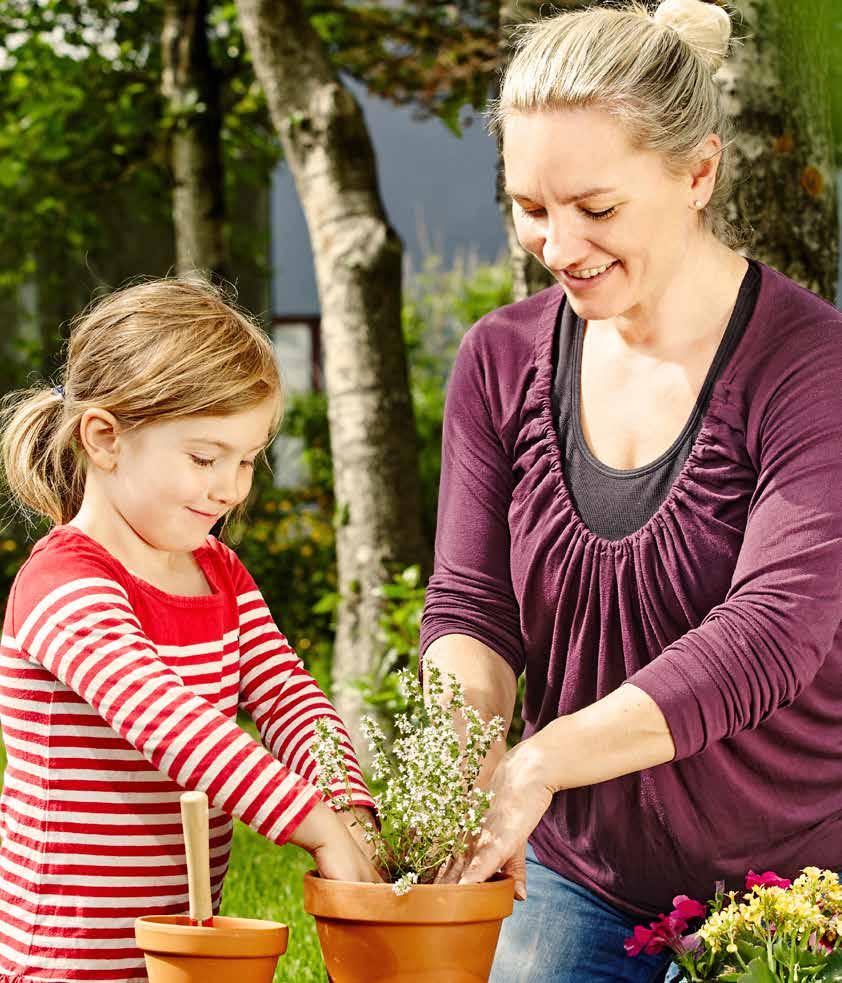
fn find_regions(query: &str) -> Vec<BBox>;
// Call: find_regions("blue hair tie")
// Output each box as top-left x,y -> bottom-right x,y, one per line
53,385 -> 65,399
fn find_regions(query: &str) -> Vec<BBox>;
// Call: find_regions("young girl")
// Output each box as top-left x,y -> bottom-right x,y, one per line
0,278 -> 380,983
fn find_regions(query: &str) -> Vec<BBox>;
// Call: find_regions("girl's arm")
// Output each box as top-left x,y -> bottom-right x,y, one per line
228,555 -> 374,813
9,555 -> 378,881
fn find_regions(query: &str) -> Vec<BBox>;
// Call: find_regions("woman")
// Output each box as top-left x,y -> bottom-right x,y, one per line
420,1 -> 842,980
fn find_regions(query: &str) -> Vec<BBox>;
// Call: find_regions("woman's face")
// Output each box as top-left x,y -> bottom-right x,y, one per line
502,106 -> 710,322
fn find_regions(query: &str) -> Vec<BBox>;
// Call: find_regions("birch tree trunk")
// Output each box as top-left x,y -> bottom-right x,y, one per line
719,0 -> 837,298
161,0 -> 226,277
236,0 -> 427,756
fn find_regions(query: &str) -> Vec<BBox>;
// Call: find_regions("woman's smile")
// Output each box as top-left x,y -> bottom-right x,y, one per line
559,260 -> 620,290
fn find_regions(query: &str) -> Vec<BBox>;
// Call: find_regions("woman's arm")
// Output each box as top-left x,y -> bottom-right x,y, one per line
458,683 -> 675,886
420,320 -> 529,685
424,634 -> 526,892
530,683 -> 675,791
424,634 -> 518,732
419,316 -> 535,894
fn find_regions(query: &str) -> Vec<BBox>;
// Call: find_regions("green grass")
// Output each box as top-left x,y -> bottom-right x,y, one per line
221,825 -> 326,982
0,727 -> 327,982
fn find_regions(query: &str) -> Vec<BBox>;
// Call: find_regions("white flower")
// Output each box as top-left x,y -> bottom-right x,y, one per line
311,666 -> 505,893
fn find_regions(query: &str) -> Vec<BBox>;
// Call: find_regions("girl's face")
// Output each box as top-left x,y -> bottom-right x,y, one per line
106,398 -> 278,554
502,106 -> 712,322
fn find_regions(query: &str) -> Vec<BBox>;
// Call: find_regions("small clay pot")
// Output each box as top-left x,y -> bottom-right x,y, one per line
303,872 -> 514,982
135,914 -> 288,983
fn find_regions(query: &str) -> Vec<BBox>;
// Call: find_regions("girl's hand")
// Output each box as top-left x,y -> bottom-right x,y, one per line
339,806 -> 380,868
457,738 -> 554,892
311,831 -> 383,884
293,800 -> 383,883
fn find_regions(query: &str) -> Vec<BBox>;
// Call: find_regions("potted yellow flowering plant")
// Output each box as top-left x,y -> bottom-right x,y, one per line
626,868 -> 842,981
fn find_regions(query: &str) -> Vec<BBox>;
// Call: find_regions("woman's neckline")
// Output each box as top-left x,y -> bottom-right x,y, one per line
529,259 -> 772,550
569,259 -> 760,479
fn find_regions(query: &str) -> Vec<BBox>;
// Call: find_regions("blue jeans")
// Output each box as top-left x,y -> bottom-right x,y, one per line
490,845 -> 681,983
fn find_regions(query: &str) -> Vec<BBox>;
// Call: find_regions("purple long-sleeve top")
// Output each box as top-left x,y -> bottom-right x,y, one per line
420,263 -> 842,918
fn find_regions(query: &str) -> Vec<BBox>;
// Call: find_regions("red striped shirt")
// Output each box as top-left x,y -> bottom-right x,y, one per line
0,525 -> 373,982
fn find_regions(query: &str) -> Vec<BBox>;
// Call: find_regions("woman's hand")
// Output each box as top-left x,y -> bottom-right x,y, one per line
292,799 -> 383,883
457,737 -> 554,893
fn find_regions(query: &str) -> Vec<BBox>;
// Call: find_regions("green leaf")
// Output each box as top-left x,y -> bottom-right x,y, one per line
311,591 -> 339,615
439,97 -> 463,137
818,951 -> 842,981
737,958 -> 778,983
737,942 -> 767,963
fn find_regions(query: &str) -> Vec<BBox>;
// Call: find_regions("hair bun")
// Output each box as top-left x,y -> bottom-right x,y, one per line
654,0 -> 732,72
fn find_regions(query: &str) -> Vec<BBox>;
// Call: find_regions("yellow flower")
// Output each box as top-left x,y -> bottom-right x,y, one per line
698,902 -> 746,953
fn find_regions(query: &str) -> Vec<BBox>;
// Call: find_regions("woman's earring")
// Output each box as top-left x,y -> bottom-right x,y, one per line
693,200 -> 704,209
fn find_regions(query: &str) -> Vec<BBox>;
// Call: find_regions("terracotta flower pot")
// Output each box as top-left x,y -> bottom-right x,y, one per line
134,914 -> 288,983
303,872 -> 514,982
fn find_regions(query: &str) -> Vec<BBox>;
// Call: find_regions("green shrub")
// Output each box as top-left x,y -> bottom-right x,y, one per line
225,463 -> 337,695
355,563 -> 525,746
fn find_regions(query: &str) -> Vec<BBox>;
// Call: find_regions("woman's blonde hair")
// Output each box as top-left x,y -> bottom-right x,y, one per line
489,0 -> 740,244
1,277 -> 283,526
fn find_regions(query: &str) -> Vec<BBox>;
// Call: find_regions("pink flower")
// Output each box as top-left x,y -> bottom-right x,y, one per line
672,895 -> 707,920
626,896 -> 709,959
624,913 -> 689,957
808,931 -> 834,954
624,925 -> 656,957
745,870 -> 792,891
648,913 -> 690,953
676,932 -> 703,955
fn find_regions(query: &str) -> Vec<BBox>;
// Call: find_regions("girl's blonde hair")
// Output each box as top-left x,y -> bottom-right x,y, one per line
1,277 -> 283,526
489,0 -> 740,244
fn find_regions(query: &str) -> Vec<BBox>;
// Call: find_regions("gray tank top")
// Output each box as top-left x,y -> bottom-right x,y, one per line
552,261 -> 761,540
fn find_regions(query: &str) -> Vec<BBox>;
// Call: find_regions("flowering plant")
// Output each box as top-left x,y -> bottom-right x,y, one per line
626,868 -> 842,981
311,665 -> 505,895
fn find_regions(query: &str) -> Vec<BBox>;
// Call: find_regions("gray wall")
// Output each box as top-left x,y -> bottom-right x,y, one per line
269,80 -> 506,317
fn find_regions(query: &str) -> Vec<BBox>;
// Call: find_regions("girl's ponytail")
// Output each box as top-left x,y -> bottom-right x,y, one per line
1,385 -> 86,526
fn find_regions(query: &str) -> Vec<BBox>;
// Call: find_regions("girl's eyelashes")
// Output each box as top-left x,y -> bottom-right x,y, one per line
189,453 -> 256,469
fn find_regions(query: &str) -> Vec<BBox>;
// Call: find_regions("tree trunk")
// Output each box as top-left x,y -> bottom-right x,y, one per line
161,0 -> 226,278
721,0 -> 838,299
236,0 -> 428,758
